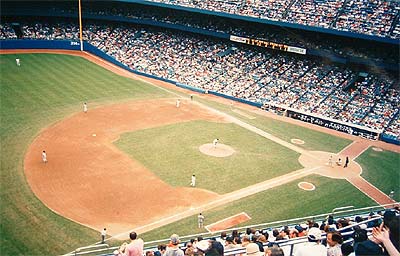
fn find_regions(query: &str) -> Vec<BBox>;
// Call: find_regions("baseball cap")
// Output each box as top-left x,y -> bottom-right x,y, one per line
196,240 -> 210,252
246,243 -> 263,256
307,227 -> 322,241
170,234 -> 180,245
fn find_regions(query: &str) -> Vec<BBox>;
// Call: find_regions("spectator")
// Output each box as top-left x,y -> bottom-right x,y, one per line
216,231 -> 227,245
224,236 -> 238,250
196,239 -> 223,256
341,243 -> 355,256
265,244 -> 285,256
245,242 -> 263,256
294,227 -> 327,256
355,212 -> 400,255
154,244 -> 167,256
326,231 -> 343,256
184,242 -> 194,256
241,235 -> 251,247
146,251 -> 155,256
124,231 -> 144,256
166,234 -> 184,256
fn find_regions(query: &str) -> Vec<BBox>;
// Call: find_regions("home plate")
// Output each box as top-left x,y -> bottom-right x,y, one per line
92,134 -> 96,137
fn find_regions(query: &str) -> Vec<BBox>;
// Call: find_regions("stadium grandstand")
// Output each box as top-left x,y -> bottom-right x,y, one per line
1,0 -> 399,256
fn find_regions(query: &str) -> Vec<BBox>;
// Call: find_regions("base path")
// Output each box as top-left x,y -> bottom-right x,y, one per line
6,49 -> 397,238
24,99 -> 225,235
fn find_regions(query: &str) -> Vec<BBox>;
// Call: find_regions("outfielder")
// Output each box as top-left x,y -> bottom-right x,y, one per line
16,58 -> 20,66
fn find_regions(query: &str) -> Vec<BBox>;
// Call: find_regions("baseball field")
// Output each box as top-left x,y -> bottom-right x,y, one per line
0,52 -> 399,255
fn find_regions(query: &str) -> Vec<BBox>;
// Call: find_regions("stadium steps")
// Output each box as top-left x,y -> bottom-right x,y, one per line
290,65 -> 333,108
383,109 -> 399,132
281,0 -> 297,19
330,0 -> 349,27
389,12 -> 400,36
310,75 -> 351,113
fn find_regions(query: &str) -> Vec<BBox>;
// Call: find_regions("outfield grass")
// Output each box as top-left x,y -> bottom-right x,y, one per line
357,147 -> 400,202
0,53 -> 396,255
115,120 -> 302,194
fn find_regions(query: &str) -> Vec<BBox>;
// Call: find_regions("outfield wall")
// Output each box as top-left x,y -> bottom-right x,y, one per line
1,39 -> 398,145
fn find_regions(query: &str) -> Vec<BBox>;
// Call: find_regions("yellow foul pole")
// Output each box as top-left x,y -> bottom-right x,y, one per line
78,0 -> 83,51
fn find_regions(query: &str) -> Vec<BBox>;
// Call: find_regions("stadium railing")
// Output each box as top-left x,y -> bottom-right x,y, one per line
64,203 -> 398,256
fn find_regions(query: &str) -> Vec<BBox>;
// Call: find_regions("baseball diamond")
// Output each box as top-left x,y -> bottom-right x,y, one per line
1,1 -> 400,254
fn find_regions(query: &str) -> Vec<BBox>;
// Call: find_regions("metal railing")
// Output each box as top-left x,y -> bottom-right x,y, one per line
67,203 -> 398,256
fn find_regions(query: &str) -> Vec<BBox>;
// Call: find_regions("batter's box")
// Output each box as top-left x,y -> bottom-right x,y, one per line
205,212 -> 251,233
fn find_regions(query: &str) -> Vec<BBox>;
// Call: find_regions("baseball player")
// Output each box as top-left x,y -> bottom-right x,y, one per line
190,174 -> 196,187
42,150 -> 48,163
198,213 -> 205,228
213,138 -> 219,148
101,228 -> 107,244
16,58 -> 20,66
328,155 -> 333,167
83,102 -> 88,113
176,99 -> 180,108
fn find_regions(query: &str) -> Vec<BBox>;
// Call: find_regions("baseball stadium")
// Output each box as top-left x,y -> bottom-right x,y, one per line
0,1 -> 399,255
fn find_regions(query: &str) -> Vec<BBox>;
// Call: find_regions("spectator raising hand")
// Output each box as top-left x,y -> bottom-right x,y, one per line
371,224 -> 400,256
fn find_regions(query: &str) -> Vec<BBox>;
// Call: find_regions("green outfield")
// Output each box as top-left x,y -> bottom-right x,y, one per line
0,53 -> 398,255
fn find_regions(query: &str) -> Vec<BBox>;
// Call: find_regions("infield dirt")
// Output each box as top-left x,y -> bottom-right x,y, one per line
4,49 -> 396,237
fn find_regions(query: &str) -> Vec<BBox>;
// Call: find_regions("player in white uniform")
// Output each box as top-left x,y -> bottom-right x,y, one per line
176,99 -> 180,108
213,138 -> 219,148
42,150 -> 48,163
16,58 -> 20,66
83,102 -> 88,113
190,174 -> 196,187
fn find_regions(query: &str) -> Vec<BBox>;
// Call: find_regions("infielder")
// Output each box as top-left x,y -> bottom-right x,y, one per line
213,138 -> 219,148
190,174 -> 196,187
42,150 -> 47,163
83,102 -> 88,113
176,99 -> 180,108
328,155 -> 333,167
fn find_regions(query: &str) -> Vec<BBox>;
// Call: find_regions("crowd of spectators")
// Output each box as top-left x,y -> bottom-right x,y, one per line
335,0 -> 398,38
146,0 -> 400,39
22,22 -> 79,40
0,23 -> 17,39
2,21 -> 399,140
112,209 -> 399,256
43,2 -> 399,64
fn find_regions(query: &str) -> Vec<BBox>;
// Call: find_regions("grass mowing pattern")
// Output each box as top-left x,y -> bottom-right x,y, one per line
0,53 -> 168,255
139,174 -> 376,242
357,147 -> 400,202
115,120 -> 302,194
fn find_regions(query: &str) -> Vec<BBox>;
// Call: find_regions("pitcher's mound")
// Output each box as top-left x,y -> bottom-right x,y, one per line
199,143 -> 235,157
